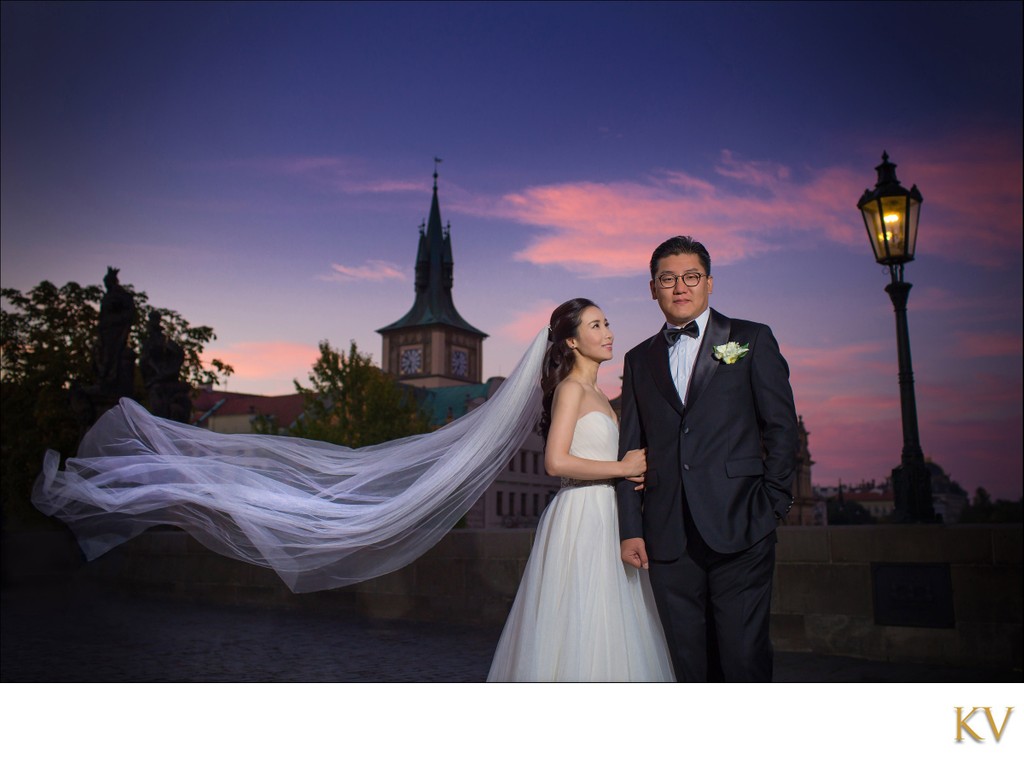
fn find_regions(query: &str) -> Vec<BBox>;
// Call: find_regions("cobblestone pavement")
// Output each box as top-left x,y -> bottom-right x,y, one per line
2,581 -> 1020,683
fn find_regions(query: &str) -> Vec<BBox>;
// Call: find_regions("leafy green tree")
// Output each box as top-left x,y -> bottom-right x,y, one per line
1,277 -> 233,530
2,280 -> 233,391
258,340 -> 430,448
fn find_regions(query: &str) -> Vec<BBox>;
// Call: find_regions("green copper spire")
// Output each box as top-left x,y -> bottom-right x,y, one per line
378,170 -> 486,337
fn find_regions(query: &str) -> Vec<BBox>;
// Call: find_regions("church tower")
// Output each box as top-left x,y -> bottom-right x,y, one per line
377,170 -> 487,387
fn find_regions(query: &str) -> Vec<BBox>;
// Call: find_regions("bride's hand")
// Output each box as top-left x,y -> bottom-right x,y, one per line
620,448 -> 646,478
626,474 -> 646,491
621,537 -> 649,570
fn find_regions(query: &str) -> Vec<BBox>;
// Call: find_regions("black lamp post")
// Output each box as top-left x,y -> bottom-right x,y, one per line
857,152 -> 935,523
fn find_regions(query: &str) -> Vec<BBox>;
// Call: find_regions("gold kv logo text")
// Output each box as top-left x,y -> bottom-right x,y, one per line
955,707 -> 1013,742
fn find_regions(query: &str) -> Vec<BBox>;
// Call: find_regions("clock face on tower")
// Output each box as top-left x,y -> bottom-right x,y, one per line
451,348 -> 469,377
400,347 -> 423,375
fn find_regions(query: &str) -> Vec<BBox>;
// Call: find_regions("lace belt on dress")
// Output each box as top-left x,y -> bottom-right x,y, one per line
560,477 -> 616,488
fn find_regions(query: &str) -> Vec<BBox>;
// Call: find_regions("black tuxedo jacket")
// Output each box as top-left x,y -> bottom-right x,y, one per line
617,308 -> 799,557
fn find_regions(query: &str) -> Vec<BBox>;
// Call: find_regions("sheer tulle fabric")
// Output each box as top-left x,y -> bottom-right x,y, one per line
32,329 -> 548,593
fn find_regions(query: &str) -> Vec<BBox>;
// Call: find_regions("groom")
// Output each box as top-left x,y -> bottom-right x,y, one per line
617,235 -> 798,682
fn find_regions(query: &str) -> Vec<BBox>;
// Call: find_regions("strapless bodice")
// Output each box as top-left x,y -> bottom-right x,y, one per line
568,411 -> 618,462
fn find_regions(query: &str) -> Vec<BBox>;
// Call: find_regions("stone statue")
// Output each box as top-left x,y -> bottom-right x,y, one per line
71,268 -> 138,439
94,267 -> 137,400
140,309 -> 192,423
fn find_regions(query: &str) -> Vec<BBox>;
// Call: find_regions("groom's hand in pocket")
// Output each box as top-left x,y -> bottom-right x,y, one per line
621,537 -> 649,570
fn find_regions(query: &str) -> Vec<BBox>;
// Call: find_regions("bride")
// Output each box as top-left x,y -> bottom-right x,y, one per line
32,297 -> 673,681
487,298 -> 673,682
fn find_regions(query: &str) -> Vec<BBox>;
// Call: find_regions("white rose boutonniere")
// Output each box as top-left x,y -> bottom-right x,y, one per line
713,341 -> 749,364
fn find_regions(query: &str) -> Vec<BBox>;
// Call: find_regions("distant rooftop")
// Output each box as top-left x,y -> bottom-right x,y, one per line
192,389 -> 305,428
408,377 -> 506,427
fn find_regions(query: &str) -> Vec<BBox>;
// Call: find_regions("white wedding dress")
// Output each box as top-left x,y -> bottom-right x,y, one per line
487,411 -> 674,682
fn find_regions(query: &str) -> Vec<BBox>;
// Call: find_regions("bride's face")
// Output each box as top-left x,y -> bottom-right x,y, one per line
569,306 -> 614,363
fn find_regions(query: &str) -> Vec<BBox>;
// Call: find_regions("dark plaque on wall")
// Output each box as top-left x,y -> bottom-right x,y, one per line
871,562 -> 955,628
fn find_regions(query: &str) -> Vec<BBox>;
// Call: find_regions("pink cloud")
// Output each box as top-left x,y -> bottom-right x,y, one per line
804,392 -> 898,418
223,156 -> 427,196
796,364 -> 1021,498
473,129 -> 1020,277
784,341 -> 889,373
898,133 -> 1023,267
801,416 -> 904,485
925,416 -> 1023,486
493,302 -> 558,344
905,286 -> 986,313
335,179 -> 425,194
918,373 -> 1023,421
781,331 -> 1021,497
486,159 -> 868,276
202,341 -> 320,380
491,179 -> 761,275
950,331 -> 1023,358
319,260 -> 406,283
714,150 -> 791,188
807,412 -> 1023,500
785,342 -> 894,417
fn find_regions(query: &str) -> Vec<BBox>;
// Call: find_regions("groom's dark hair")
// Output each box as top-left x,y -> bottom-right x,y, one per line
650,236 -> 711,278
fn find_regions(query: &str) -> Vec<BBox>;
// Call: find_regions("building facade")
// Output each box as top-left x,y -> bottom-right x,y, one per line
813,459 -> 968,524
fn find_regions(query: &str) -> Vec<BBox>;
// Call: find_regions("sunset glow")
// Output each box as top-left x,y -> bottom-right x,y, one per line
2,2 -> 1020,499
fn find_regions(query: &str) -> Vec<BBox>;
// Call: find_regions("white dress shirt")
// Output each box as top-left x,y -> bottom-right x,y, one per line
666,306 -> 711,406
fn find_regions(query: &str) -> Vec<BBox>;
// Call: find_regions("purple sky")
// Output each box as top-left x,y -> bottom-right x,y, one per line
2,2 -> 1021,500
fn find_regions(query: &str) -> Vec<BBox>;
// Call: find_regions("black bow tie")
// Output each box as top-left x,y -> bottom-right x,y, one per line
663,322 -> 699,346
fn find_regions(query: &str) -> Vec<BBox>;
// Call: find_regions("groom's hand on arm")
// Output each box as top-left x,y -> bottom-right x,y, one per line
621,537 -> 649,570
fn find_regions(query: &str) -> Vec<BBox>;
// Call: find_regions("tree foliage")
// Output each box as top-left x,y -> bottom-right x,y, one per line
1,280 -> 233,391
957,487 -> 1023,524
1,277 -> 234,529
257,340 -> 431,448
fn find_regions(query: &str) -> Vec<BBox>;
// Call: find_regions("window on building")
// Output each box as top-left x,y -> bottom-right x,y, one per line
533,494 -> 539,516
521,493 -> 527,516
519,452 -> 526,473
533,453 -> 539,474
496,492 -> 503,516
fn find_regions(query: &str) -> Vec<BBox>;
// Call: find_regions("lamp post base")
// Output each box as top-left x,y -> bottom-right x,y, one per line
892,460 -> 937,523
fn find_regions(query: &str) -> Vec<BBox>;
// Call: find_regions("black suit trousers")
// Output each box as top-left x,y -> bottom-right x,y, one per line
647,504 -> 776,683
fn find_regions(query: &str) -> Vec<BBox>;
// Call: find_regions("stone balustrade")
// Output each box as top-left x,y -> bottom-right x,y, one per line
5,524 -> 1020,670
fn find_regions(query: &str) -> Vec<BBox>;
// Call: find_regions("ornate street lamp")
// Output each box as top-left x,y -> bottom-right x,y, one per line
858,152 -> 935,522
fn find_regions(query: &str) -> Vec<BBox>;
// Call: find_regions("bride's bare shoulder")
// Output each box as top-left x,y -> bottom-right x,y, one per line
550,378 -> 585,419
553,378 -> 586,397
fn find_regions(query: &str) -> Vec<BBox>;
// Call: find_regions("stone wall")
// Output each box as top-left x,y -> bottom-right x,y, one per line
5,524 -> 1020,670
770,525 -> 1021,669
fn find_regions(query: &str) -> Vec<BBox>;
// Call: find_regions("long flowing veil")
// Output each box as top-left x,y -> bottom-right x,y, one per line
32,328 -> 549,593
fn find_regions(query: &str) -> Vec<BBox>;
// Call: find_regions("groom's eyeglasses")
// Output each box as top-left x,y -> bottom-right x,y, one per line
656,272 -> 706,288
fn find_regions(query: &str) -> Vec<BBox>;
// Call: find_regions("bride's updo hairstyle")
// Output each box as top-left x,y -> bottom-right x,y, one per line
539,297 -> 598,441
